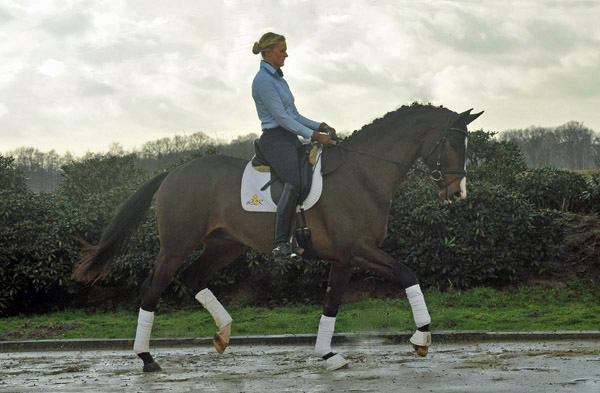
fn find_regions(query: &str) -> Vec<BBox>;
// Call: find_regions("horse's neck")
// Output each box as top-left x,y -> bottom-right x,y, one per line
344,126 -> 422,200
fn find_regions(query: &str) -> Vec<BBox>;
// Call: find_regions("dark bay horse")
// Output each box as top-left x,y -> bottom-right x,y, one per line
73,104 -> 482,372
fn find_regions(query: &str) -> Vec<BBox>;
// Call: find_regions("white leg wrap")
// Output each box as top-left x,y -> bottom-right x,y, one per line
405,284 -> 431,328
410,330 -> 432,346
195,288 -> 233,329
133,308 -> 154,354
314,315 -> 336,357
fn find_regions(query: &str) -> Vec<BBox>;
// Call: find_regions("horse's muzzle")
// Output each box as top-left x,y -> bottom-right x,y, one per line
439,177 -> 466,202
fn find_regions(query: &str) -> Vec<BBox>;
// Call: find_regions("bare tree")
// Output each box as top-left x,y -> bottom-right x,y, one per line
555,121 -> 594,170
499,126 -> 560,167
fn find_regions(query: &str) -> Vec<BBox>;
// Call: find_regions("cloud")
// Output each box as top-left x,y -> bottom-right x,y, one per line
0,102 -> 7,117
0,6 -> 13,23
39,10 -> 91,36
1,0 -> 600,155
37,59 -> 65,77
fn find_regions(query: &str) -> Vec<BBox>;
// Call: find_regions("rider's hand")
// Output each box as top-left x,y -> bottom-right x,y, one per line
311,131 -> 334,146
319,122 -> 337,138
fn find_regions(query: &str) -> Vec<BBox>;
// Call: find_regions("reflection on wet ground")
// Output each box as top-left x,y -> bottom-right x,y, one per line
1,340 -> 599,392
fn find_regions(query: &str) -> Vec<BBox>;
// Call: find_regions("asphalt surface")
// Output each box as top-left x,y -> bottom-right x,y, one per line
1,332 -> 599,393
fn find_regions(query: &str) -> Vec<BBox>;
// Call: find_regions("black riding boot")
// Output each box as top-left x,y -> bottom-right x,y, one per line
273,183 -> 301,262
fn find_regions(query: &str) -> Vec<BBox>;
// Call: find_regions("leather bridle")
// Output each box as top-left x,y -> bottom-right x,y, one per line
421,117 -> 468,193
331,115 -> 469,192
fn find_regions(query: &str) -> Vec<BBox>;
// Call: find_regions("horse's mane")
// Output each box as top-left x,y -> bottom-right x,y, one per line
344,102 -> 449,142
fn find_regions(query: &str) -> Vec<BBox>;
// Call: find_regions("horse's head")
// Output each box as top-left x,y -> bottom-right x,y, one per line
421,109 -> 483,202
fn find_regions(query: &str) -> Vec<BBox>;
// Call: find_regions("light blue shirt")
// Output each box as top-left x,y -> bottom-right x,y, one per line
252,61 -> 320,138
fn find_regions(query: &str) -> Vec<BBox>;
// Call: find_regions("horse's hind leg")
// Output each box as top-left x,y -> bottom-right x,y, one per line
134,249 -> 187,372
177,236 -> 247,354
314,262 -> 353,370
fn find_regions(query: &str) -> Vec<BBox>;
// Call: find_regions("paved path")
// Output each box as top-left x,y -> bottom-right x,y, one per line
1,338 -> 599,392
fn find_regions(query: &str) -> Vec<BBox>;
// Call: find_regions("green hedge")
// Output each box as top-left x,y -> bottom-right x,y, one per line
514,168 -> 588,212
0,134 -> 586,313
383,175 -> 565,288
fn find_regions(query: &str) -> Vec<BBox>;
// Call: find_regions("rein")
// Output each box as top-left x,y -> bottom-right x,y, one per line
331,116 -> 468,184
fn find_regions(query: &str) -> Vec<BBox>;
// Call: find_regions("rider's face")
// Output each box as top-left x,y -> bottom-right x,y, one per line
266,41 -> 288,69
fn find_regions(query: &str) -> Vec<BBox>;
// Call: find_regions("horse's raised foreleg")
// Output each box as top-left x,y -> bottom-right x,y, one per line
314,262 -> 353,370
349,241 -> 431,357
134,249 -> 186,372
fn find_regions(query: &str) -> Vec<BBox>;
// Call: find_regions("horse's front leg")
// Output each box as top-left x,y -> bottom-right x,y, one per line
314,262 -> 353,370
350,240 -> 431,357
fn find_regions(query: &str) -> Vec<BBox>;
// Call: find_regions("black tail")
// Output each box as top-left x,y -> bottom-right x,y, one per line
72,171 -> 170,284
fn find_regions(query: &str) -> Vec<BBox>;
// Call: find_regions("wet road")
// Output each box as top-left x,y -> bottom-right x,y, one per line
1,339 -> 599,392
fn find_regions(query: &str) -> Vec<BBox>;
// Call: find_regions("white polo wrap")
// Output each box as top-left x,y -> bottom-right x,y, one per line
314,315 -> 336,357
133,308 -> 154,354
195,288 -> 233,329
410,330 -> 432,347
405,284 -> 431,328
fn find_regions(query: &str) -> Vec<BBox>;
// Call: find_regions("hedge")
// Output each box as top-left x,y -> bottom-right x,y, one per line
0,133 -> 583,313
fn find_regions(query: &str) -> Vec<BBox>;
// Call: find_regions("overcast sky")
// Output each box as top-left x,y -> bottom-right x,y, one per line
1,0 -> 599,155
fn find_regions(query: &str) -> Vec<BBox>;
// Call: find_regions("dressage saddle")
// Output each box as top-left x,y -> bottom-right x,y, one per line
251,139 -> 315,205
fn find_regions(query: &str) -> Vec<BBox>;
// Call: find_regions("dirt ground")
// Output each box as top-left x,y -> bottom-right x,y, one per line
1,339 -> 599,393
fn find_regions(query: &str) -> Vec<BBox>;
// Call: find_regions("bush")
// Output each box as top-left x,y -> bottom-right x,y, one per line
580,172 -> 600,213
467,130 -> 527,186
382,174 -> 566,289
0,192 -> 88,314
0,155 -> 151,315
0,155 -> 27,193
514,168 -> 588,212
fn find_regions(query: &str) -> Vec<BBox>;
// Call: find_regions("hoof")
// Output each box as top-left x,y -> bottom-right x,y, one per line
409,330 -> 431,357
323,353 -> 349,371
213,323 -> 231,354
142,362 -> 162,372
213,332 -> 229,354
413,344 -> 429,357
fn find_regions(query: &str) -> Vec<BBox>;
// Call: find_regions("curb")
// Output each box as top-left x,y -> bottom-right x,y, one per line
2,331 -> 599,352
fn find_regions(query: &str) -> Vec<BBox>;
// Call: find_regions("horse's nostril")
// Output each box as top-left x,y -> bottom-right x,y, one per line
453,191 -> 462,200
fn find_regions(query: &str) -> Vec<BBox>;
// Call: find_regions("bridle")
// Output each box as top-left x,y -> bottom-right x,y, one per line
421,117 -> 469,192
331,115 -> 469,191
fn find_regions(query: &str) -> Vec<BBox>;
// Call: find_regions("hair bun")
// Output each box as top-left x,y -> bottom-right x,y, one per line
252,42 -> 261,54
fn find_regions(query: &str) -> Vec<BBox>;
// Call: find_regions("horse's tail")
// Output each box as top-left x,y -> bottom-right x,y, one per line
72,171 -> 170,284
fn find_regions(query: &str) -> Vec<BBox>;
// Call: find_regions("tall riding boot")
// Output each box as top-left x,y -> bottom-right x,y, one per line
273,183 -> 300,262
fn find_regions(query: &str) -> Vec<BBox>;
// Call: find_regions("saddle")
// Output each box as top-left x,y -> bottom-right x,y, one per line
251,139 -> 318,205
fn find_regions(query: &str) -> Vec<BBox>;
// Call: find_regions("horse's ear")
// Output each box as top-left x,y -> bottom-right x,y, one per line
466,110 -> 484,125
454,109 -> 483,125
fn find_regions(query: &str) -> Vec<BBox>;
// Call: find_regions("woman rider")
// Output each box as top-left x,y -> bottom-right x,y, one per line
251,32 -> 336,262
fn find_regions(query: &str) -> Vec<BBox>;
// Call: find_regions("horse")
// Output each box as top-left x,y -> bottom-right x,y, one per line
72,103 -> 482,372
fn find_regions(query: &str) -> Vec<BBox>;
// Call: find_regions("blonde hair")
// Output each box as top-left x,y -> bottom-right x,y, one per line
252,32 -> 285,59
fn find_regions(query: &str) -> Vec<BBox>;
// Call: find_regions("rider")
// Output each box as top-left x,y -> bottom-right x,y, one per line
251,32 -> 336,262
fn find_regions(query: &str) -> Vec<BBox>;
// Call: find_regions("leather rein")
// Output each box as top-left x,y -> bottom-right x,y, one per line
329,116 -> 469,187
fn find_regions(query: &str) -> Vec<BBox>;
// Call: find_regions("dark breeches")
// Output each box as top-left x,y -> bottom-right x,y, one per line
259,126 -> 302,190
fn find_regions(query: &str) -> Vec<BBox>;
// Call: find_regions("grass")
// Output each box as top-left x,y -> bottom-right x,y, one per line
1,285 -> 598,341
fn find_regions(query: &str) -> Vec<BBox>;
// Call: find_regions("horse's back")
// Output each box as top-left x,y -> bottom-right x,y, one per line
156,155 -> 247,218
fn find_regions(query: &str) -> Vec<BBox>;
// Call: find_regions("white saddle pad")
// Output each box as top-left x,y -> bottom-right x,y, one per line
241,148 -> 323,213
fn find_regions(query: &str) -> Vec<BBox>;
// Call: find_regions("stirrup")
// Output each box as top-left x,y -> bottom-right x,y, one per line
272,244 -> 302,262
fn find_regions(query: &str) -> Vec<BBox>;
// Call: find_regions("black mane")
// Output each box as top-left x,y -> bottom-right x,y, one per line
344,102 -> 448,141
